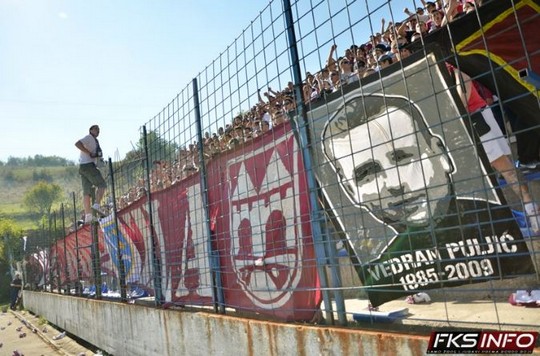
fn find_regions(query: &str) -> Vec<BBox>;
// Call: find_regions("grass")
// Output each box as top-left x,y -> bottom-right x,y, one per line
1,208 -> 36,230
0,165 -> 81,230
37,315 -> 48,326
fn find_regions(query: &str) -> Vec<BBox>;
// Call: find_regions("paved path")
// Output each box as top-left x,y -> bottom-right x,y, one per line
0,310 -> 95,356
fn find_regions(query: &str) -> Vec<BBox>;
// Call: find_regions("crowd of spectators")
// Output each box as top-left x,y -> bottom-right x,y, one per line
114,85 -> 296,209
299,0 -> 482,105
114,0 -> 486,210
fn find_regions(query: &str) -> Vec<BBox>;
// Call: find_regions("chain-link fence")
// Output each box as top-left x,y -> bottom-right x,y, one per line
23,0 -> 540,328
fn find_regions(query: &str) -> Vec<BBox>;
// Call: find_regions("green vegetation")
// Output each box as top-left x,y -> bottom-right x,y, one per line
0,156 -> 82,302
124,129 -> 178,163
0,155 -> 74,167
23,181 -> 63,218
0,218 -> 25,303
0,218 -> 24,260
0,134 -> 182,231
0,159 -> 82,230
37,315 -> 49,326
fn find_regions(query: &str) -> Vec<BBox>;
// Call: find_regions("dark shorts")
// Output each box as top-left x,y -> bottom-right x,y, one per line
79,163 -> 106,195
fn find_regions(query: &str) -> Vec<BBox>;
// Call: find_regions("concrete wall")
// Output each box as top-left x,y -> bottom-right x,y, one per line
23,291 -> 428,356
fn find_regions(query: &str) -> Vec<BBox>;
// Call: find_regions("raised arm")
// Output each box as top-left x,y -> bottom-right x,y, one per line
451,66 -> 473,108
267,86 -> 279,97
403,7 -> 413,17
326,44 -> 337,71
441,0 -> 460,25
396,20 -> 409,38
257,88 -> 266,105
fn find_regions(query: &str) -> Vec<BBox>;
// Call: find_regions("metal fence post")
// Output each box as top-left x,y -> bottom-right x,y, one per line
142,125 -> 163,306
282,0 -> 347,325
60,204 -> 70,294
46,218 -> 52,292
52,212 -> 60,294
192,78 -> 225,313
91,216 -> 102,300
72,192 -> 82,296
108,157 -> 127,302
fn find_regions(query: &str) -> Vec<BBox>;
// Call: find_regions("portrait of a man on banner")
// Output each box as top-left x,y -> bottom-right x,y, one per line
308,51 -> 535,306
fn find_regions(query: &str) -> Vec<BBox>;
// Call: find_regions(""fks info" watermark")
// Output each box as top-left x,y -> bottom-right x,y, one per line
427,331 -> 539,354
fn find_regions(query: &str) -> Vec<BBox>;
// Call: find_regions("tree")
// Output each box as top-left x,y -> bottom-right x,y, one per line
128,129 -> 179,163
4,155 -> 75,167
23,181 -> 62,218
32,169 -> 53,182
0,218 -> 24,263
0,218 -> 24,302
118,130 -> 178,190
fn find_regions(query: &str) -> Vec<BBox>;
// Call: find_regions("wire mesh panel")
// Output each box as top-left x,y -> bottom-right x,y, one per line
30,0 -> 540,330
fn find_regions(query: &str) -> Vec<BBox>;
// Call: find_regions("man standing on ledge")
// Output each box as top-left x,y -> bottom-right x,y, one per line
75,124 -> 107,224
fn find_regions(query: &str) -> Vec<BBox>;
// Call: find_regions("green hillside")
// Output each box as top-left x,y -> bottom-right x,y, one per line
0,165 -> 82,230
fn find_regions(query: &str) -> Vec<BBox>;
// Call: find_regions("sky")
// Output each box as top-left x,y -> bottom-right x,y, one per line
0,0 -> 412,164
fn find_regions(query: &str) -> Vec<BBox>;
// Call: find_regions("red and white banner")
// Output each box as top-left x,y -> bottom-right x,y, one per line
49,121 -> 321,321
208,123 -> 321,321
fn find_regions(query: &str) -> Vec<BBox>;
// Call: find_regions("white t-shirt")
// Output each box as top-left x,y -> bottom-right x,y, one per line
262,112 -> 273,129
79,134 -> 98,164
415,13 -> 430,23
341,72 -> 359,85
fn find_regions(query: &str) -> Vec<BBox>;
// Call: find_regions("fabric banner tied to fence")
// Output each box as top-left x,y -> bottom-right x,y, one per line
48,122 -> 321,322
41,0 -> 538,315
308,46 -> 535,307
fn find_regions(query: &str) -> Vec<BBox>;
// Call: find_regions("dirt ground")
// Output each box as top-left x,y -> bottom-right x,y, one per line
0,309 -> 95,356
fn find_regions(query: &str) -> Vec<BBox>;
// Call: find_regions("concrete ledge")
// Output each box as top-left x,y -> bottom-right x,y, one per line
23,291 -> 430,356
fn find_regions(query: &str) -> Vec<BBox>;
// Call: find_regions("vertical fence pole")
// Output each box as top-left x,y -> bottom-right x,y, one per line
46,218 -> 52,292
108,158 -> 127,302
60,204 -> 70,294
142,125 -> 163,306
282,0 -> 347,325
91,217 -> 102,300
192,78 -> 225,313
72,192 -> 82,296
323,222 -> 347,323
39,221 -> 45,291
52,212 -> 60,293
